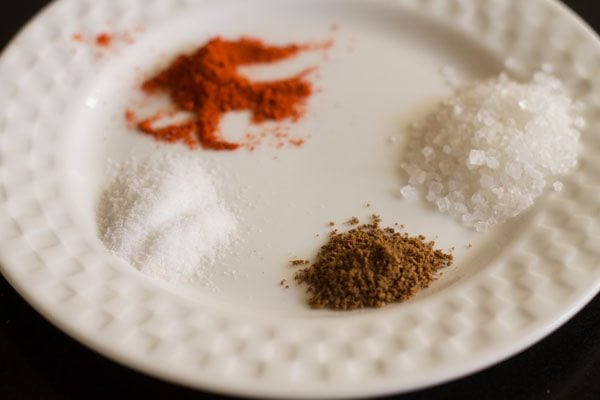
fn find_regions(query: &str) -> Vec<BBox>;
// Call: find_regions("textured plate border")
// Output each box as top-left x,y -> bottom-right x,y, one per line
1,0 -> 600,398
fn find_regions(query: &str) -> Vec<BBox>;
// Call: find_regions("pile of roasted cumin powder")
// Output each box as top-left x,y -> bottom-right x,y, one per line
130,36 -> 317,150
294,216 -> 453,310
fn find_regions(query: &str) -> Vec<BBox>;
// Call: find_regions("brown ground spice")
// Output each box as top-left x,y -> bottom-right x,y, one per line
347,216 -> 360,225
290,259 -> 310,266
294,216 -> 453,310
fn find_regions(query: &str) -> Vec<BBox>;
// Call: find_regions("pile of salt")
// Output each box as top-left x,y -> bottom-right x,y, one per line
97,152 -> 237,282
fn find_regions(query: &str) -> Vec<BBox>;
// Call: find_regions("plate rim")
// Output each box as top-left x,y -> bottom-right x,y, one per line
1,0 -> 599,398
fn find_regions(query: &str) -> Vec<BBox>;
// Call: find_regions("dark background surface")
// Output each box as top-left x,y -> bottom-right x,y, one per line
1,1 -> 599,399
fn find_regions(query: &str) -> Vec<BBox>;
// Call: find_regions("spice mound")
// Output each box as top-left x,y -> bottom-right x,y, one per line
134,37 -> 316,151
400,71 -> 581,232
97,152 -> 237,282
294,216 -> 453,310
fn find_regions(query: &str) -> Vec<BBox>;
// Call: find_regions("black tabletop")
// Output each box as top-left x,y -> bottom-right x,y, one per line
1,1 -> 599,399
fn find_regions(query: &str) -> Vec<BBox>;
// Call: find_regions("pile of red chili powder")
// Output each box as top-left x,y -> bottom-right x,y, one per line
132,37 -> 317,150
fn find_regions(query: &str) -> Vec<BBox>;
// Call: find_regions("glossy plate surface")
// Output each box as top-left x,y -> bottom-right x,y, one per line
0,0 -> 599,397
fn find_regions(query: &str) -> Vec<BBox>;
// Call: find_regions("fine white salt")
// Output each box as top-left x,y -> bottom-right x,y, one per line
401,71 -> 581,231
97,152 -> 237,282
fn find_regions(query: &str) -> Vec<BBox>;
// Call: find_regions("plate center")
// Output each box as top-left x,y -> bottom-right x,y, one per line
61,0 -> 518,317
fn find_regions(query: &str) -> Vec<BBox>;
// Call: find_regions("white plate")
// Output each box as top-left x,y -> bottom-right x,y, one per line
1,0 -> 599,398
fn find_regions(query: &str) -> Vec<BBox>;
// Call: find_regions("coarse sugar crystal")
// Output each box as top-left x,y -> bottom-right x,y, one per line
401,71 -> 581,231
553,181 -> 564,192
400,184 -> 417,199
468,149 -> 486,166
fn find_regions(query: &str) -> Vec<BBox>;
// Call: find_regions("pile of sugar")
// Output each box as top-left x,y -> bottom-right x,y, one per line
400,71 -> 581,232
97,152 -> 236,282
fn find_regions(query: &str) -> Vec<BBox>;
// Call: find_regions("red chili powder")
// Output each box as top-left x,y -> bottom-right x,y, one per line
73,31 -> 136,48
136,36 -> 316,151
96,33 -> 112,47
289,138 -> 306,147
125,109 -> 138,129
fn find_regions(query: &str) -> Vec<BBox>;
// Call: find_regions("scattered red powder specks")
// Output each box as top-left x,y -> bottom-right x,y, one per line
289,138 -> 306,147
123,32 -> 136,44
125,109 -> 136,121
96,33 -> 112,47
125,109 -> 137,129
71,31 -> 136,49
237,124 -> 307,151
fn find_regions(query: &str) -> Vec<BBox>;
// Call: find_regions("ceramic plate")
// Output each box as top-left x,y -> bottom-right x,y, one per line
1,0 -> 599,398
